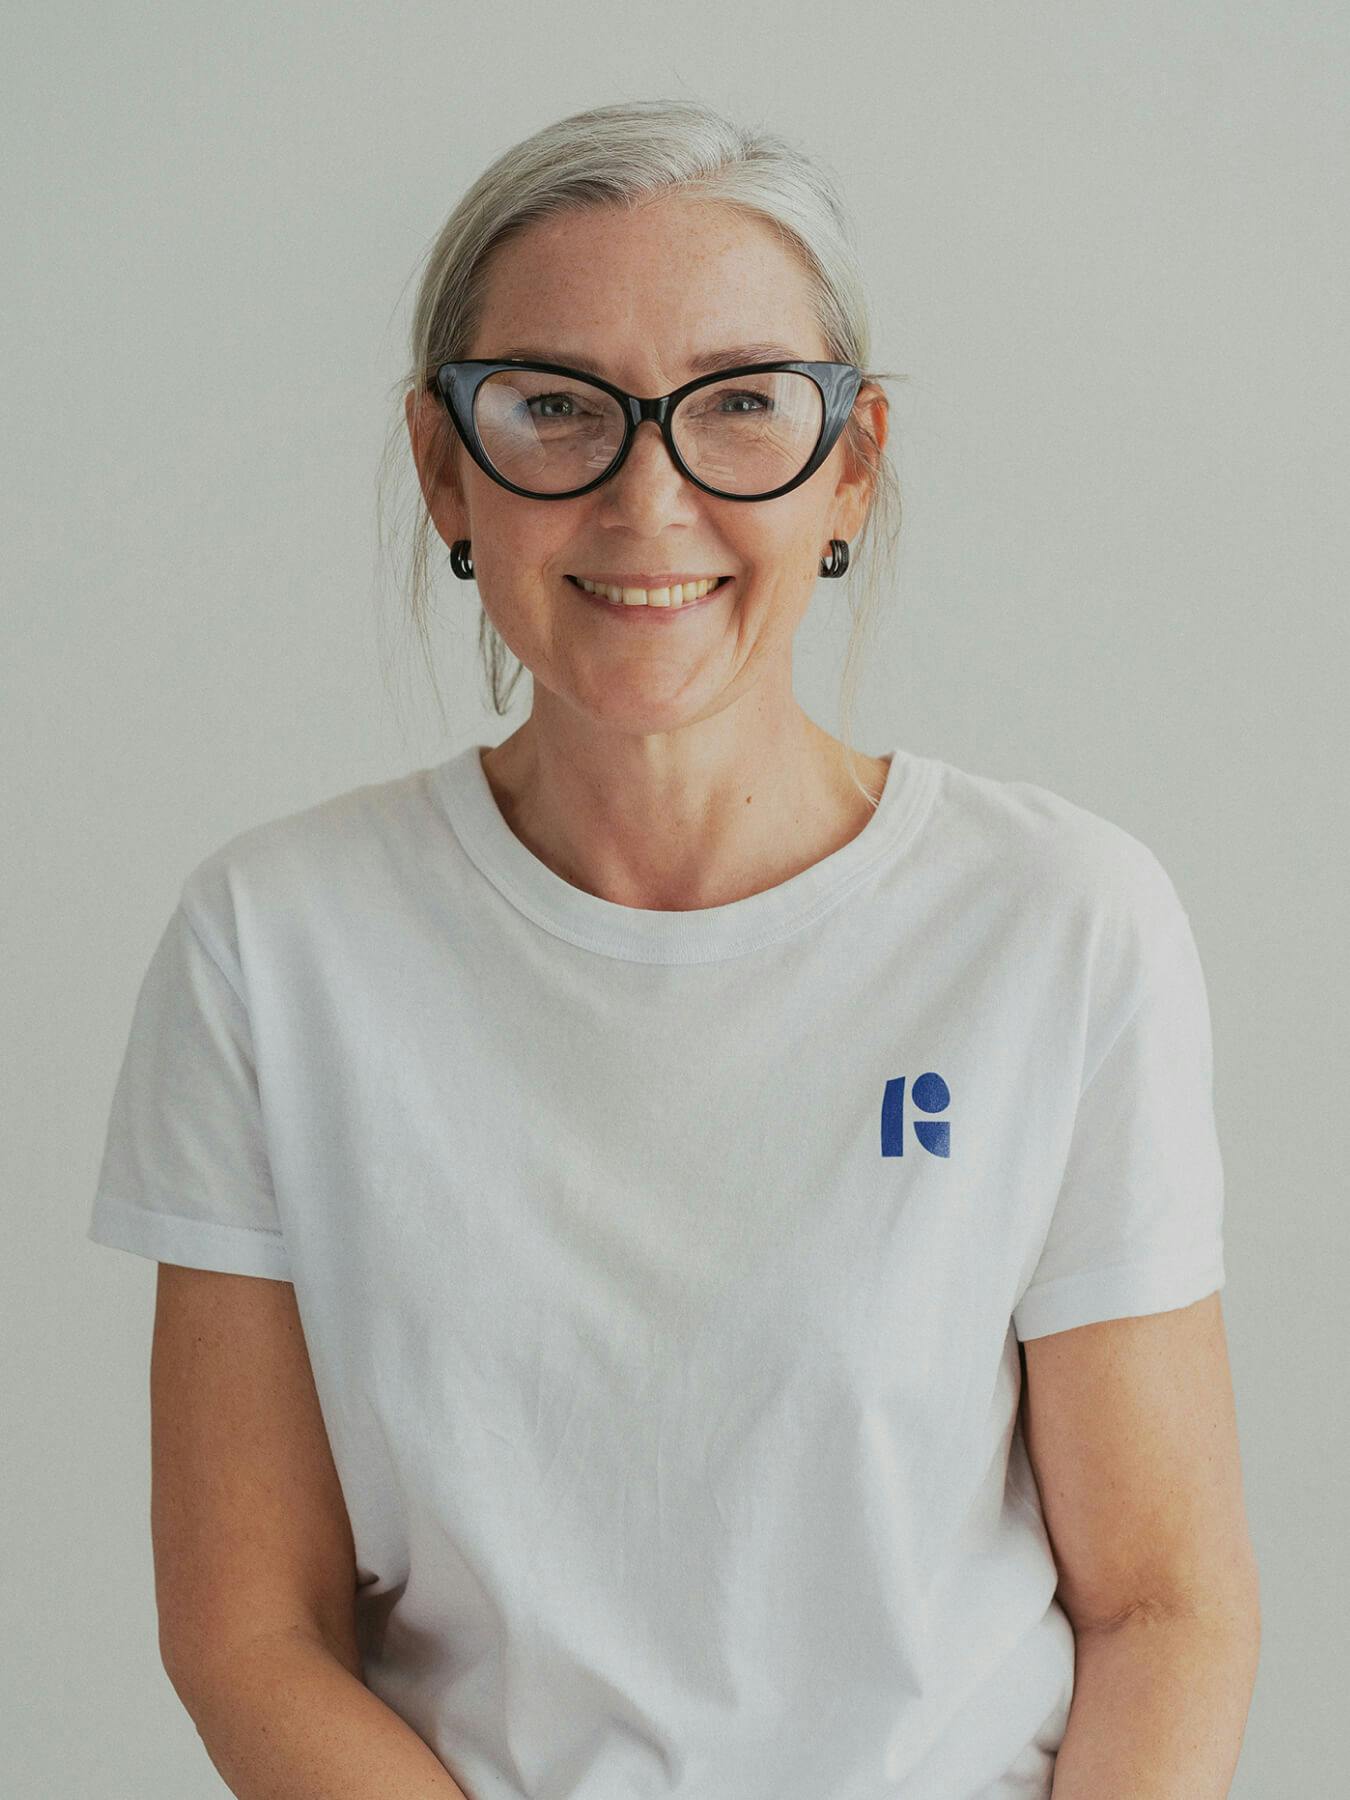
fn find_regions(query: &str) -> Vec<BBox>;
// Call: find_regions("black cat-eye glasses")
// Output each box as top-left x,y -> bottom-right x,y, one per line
426,357 -> 865,502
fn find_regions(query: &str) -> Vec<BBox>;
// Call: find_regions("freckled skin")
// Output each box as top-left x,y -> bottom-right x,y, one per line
404,193 -> 892,912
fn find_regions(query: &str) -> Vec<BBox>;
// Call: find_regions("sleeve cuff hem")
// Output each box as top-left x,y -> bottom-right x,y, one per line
1013,1254 -> 1225,1340
87,1191 -> 292,1281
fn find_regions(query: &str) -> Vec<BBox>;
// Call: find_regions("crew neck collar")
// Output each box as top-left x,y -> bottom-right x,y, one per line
430,741 -> 939,964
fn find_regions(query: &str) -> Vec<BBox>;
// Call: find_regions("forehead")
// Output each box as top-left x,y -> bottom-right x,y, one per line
467,197 -> 828,383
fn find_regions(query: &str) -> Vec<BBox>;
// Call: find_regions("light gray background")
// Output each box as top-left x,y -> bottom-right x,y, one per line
6,3 -> 1345,1794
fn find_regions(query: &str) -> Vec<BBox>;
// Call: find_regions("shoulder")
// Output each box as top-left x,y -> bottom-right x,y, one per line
920,755 -> 1202,1078
921,752 -> 1192,956
176,764 -> 443,966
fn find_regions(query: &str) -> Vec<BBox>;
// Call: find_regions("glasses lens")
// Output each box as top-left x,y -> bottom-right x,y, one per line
672,370 -> 823,495
474,369 -> 626,495
472,366 -> 826,497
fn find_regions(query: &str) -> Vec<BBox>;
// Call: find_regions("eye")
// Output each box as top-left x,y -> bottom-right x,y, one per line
523,390 -> 610,421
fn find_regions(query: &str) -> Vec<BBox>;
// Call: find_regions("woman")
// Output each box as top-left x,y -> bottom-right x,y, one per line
88,101 -> 1259,1798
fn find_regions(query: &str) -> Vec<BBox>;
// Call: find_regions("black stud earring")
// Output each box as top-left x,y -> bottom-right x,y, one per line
819,538 -> 850,578
450,538 -> 475,580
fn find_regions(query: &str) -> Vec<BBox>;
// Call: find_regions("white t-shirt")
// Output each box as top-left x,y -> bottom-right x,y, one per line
88,741 -> 1226,1800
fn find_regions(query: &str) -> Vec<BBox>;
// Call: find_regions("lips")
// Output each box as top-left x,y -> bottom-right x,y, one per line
567,574 -> 734,615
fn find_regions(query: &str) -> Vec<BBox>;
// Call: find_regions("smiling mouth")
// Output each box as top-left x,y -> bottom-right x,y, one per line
566,574 -> 733,609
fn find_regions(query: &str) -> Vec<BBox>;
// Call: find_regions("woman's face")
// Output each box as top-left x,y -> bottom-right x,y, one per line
407,195 -> 886,734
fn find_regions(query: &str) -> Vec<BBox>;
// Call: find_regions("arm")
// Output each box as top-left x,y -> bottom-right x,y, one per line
151,1264 -> 467,1798
1050,1603 -> 1260,1799
1021,1293 -> 1262,1796
169,1624 -> 469,1799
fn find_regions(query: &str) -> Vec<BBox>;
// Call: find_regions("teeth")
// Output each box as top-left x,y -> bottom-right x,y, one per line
574,576 -> 723,606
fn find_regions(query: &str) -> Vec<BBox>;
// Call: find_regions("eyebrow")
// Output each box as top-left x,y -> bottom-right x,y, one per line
493,342 -> 802,381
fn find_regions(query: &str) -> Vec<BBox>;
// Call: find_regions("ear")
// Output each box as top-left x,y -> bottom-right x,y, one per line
831,381 -> 889,542
405,386 -> 465,528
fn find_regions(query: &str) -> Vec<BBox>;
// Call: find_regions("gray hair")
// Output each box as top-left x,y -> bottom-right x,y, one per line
375,98 -> 905,805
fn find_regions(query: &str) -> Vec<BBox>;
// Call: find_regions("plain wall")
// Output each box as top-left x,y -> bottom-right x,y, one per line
5,2 -> 1346,1793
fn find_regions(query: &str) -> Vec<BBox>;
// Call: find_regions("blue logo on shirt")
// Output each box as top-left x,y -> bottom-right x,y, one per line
881,1073 -> 951,1157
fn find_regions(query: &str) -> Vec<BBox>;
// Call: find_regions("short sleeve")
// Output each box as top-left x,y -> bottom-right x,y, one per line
86,889 -> 292,1280
1013,903 -> 1226,1340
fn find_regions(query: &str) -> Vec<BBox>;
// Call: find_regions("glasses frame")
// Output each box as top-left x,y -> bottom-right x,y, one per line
427,358 -> 865,503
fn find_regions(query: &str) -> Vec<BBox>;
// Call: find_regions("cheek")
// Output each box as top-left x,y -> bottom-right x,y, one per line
460,491 -> 563,592
741,546 -> 822,617
478,572 -> 576,666
742,506 -> 826,583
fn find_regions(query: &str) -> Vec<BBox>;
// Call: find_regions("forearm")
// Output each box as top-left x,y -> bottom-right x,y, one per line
168,1625 -> 470,1799
1051,1605 -> 1261,1798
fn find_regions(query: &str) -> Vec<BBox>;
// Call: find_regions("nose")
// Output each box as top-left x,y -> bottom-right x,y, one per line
605,416 -> 688,498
